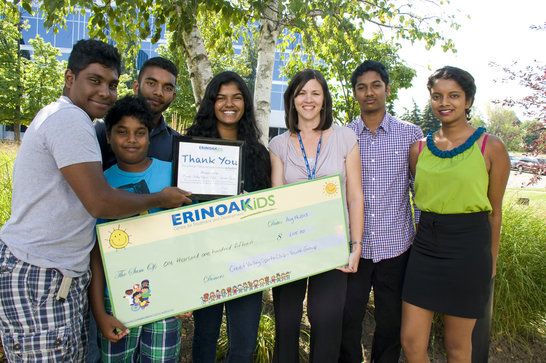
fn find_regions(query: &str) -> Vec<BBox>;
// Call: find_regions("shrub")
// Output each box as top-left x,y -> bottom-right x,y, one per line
254,313 -> 277,363
216,310 -> 277,363
493,201 -> 546,342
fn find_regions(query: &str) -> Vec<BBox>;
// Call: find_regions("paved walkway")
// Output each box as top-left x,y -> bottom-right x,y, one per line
507,170 -> 546,189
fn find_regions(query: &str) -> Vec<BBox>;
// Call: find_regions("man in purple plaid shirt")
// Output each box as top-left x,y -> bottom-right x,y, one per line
339,60 -> 423,363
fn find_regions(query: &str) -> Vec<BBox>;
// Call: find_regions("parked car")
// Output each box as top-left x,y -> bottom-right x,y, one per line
516,156 -> 546,175
509,155 -> 519,170
538,158 -> 546,173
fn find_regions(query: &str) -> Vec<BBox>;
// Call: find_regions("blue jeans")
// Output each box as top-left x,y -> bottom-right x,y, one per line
192,292 -> 262,363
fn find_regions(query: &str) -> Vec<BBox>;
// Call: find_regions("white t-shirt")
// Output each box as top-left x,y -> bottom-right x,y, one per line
0,96 -> 102,277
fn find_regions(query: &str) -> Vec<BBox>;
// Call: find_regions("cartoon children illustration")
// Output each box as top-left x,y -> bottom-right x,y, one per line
125,280 -> 151,309
123,289 -> 134,305
141,286 -> 151,301
133,292 -> 142,307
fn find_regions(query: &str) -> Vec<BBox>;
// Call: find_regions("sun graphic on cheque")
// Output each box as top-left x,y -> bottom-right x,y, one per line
323,182 -> 338,196
108,226 -> 130,249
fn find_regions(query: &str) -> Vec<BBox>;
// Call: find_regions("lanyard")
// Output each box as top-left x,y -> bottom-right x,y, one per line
298,131 -> 323,180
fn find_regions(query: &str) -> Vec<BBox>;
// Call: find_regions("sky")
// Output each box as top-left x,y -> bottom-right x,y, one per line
394,0 -> 546,121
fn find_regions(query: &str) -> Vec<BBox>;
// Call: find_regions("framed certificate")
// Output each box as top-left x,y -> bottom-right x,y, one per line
172,136 -> 244,200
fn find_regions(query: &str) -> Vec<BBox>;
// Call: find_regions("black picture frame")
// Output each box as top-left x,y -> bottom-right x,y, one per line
172,135 -> 244,200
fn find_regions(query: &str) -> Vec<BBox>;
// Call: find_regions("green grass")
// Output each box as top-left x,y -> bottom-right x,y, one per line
0,144 -> 16,361
505,189 -> 546,214
0,144 -> 17,227
493,201 -> 546,343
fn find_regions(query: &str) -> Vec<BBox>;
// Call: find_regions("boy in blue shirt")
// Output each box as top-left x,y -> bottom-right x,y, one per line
88,95 -> 182,362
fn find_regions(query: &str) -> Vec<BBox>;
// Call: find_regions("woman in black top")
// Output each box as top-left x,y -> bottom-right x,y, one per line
186,71 -> 271,363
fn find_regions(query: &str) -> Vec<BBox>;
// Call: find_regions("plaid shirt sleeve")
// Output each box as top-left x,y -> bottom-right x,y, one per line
347,114 -> 424,262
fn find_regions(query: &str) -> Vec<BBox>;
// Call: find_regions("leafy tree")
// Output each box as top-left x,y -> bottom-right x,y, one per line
15,0 -> 243,108
420,103 -> 440,136
153,19 -> 259,133
21,37 -> 65,122
155,36 -> 198,133
486,104 -> 522,151
239,30 -> 259,95
402,100 -> 421,128
0,6 -> 26,141
252,0 -> 457,135
491,23 -> 545,154
386,102 -> 396,117
283,30 -> 414,124
521,120 -> 543,152
491,59 -> 545,153
525,123 -> 545,155
491,59 -> 545,124
0,6 -> 64,141
115,74 -> 135,99
14,0 -> 459,143
200,12 -> 255,76
401,101 -> 439,136
469,113 -> 486,128
160,64 -> 195,133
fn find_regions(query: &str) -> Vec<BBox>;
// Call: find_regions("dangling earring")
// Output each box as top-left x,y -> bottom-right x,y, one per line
465,108 -> 471,121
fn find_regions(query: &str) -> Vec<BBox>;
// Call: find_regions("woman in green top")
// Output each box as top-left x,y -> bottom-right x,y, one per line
400,66 -> 510,363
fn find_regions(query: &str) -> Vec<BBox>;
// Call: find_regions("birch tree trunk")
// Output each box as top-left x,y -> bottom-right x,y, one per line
177,5 -> 213,109
254,0 -> 282,145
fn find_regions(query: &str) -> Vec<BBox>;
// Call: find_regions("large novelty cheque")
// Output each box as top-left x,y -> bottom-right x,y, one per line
96,175 -> 349,328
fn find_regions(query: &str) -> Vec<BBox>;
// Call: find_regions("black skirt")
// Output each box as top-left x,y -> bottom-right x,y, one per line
402,211 -> 492,318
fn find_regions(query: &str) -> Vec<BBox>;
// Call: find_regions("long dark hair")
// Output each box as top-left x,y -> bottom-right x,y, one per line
186,71 -> 271,191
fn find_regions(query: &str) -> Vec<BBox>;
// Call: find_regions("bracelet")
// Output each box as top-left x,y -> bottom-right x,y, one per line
349,241 -> 362,252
